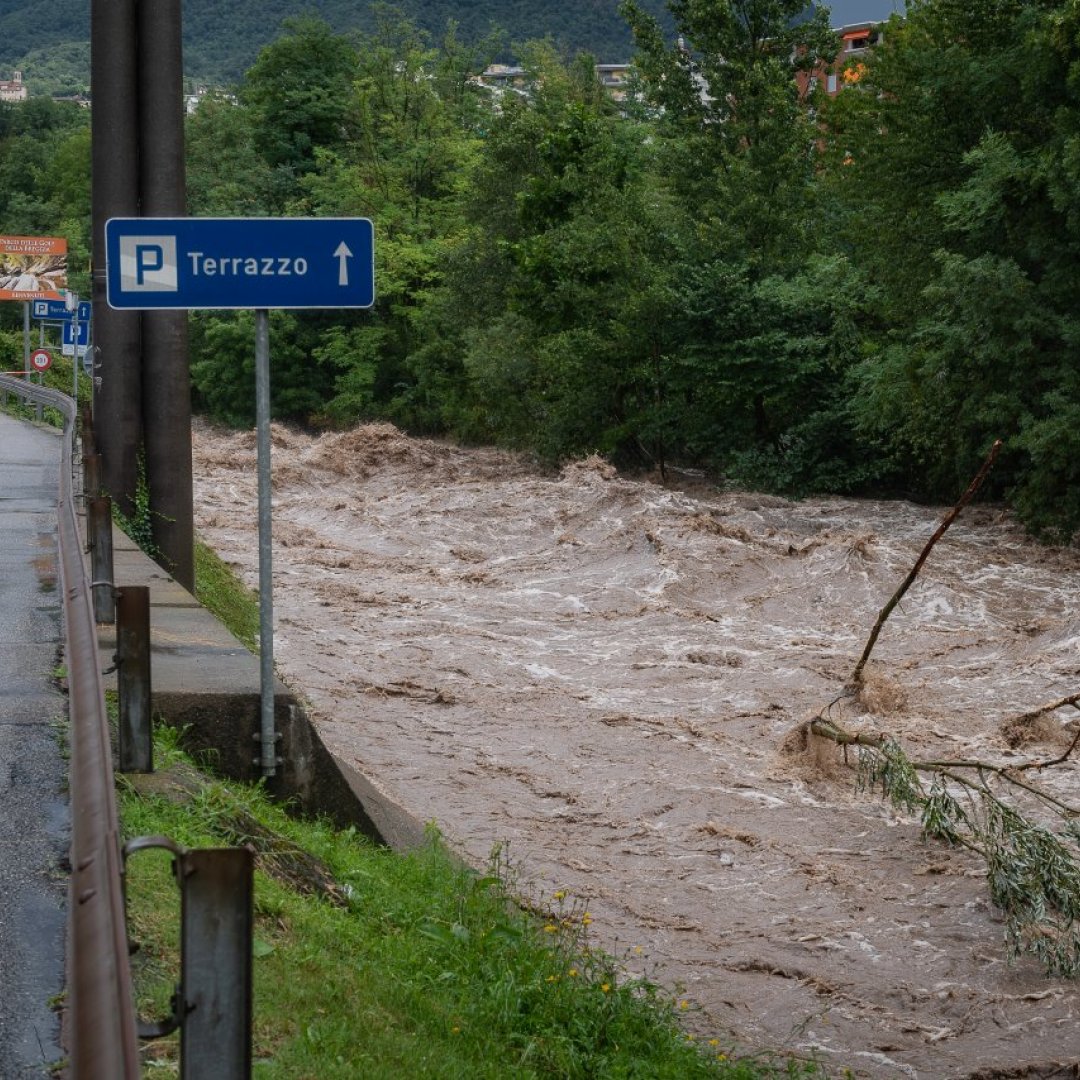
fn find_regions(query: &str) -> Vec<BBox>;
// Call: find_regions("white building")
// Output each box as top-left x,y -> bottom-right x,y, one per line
0,72 -> 28,103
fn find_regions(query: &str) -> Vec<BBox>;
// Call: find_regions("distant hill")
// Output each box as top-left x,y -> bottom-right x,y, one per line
0,1 -> 906,97
0,0 -> 673,92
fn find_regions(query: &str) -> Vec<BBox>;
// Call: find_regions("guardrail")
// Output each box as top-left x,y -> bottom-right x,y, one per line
1,373 -> 141,1077
2,375 -> 254,1079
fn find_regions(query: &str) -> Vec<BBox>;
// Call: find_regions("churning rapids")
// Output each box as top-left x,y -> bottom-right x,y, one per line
192,419 -> 1080,1078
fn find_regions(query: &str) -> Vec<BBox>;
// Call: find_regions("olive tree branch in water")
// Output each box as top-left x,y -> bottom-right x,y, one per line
803,439 -> 1080,977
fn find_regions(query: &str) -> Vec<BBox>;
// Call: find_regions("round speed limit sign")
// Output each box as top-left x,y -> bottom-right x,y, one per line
29,348 -> 53,373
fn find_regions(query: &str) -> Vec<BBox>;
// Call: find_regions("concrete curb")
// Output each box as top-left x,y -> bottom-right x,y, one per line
97,524 -> 428,850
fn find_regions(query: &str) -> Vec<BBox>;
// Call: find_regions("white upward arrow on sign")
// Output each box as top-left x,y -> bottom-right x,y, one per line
334,241 -> 353,287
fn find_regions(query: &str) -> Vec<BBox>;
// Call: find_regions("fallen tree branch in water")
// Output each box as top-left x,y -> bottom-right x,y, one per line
800,440 -> 1080,977
1012,724 -> 1080,773
1006,691 -> 1080,729
805,716 -> 1080,977
848,439 -> 1002,690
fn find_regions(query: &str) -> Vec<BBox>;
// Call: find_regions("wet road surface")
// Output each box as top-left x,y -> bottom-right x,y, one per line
0,410 -> 68,1076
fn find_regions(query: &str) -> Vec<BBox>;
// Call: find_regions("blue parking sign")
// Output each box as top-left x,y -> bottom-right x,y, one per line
105,217 -> 375,311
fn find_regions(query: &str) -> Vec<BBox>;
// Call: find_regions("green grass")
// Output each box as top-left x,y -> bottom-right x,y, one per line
193,537 -> 260,652
119,730 -> 821,1079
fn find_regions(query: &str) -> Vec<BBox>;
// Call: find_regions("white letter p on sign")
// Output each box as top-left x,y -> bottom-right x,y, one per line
119,235 -> 178,292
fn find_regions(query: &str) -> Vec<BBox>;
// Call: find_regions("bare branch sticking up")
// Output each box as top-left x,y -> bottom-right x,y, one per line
849,439 -> 1003,689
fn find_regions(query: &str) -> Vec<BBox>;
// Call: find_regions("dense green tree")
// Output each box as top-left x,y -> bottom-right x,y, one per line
613,1 -> 878,488
185,92 -> 274,216
828,0 -> 1080,537
189,310 -> 336,426
297,9 -> 493,428
185,10 -> 493,429
240,16 -> 360,209
405,44 -> 685,464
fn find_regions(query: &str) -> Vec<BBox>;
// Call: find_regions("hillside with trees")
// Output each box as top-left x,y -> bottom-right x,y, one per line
1,0 -> 1077,542
0,0 -> 671,90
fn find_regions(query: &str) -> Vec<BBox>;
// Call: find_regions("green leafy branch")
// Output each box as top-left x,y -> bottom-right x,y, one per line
111,450 -> 162,562
809,717 -> 1080,976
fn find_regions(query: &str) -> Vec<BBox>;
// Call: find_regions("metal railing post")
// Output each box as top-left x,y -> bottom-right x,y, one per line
84,452 -> 101,501
88,495 -> 116,625
116,586 -> 152,773
123,838 -> 255,1078
179,848 -> 254,1079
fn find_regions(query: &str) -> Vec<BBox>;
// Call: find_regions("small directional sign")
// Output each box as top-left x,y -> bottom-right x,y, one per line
33,298 -> 91,322
104,217 -> 375,310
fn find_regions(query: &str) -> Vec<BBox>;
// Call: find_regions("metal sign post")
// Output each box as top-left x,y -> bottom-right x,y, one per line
254,309 -> 276,776
66,291 -> 79,401
34,297 -> 93,403
105,216 -> 375,777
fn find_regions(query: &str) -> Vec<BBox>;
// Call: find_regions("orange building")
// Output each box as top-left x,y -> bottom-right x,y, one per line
797,22 -> 884,99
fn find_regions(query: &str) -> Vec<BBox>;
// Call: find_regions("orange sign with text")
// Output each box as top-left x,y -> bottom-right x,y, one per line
0,235 -> 68,301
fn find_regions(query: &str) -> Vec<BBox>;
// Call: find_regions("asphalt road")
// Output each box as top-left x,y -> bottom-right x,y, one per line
0,410 -> 68,1076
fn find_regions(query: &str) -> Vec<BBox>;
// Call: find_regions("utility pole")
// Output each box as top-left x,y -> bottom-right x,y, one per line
91,0 -> 194,590
138,0 -> 194,591
90,0 -> 142,522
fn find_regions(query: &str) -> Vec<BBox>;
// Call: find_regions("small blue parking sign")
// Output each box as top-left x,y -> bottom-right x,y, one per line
105,217 -> 375,310
62,319 -> 89,356
33,298 -> 91,321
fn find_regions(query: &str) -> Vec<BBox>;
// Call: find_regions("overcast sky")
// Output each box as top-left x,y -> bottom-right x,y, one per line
818,0 -> 906,25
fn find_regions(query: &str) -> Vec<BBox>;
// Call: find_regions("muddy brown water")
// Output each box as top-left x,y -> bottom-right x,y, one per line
192,420 -> 1080,1077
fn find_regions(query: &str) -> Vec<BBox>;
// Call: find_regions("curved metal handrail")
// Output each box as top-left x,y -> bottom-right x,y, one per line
0,375 -> 140,1078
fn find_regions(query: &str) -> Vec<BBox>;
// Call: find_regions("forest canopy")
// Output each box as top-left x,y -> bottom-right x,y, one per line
0,0 -> 673,88
2,0 -> 1078,541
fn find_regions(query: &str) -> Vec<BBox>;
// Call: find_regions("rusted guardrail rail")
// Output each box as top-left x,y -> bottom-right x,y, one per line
0,375 -> 141,1078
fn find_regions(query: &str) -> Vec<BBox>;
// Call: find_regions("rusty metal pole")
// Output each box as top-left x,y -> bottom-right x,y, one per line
179,848 -> 254,1079
91,0 -> 143,520
80,404 -> 95,455
88,496 -> 115,625
138,0 -> 194,592
83,453 -> 101,502
116,586 -> 152,772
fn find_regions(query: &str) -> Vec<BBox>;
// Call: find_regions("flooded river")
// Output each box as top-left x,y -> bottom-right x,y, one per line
192,420 -> 1080,1078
